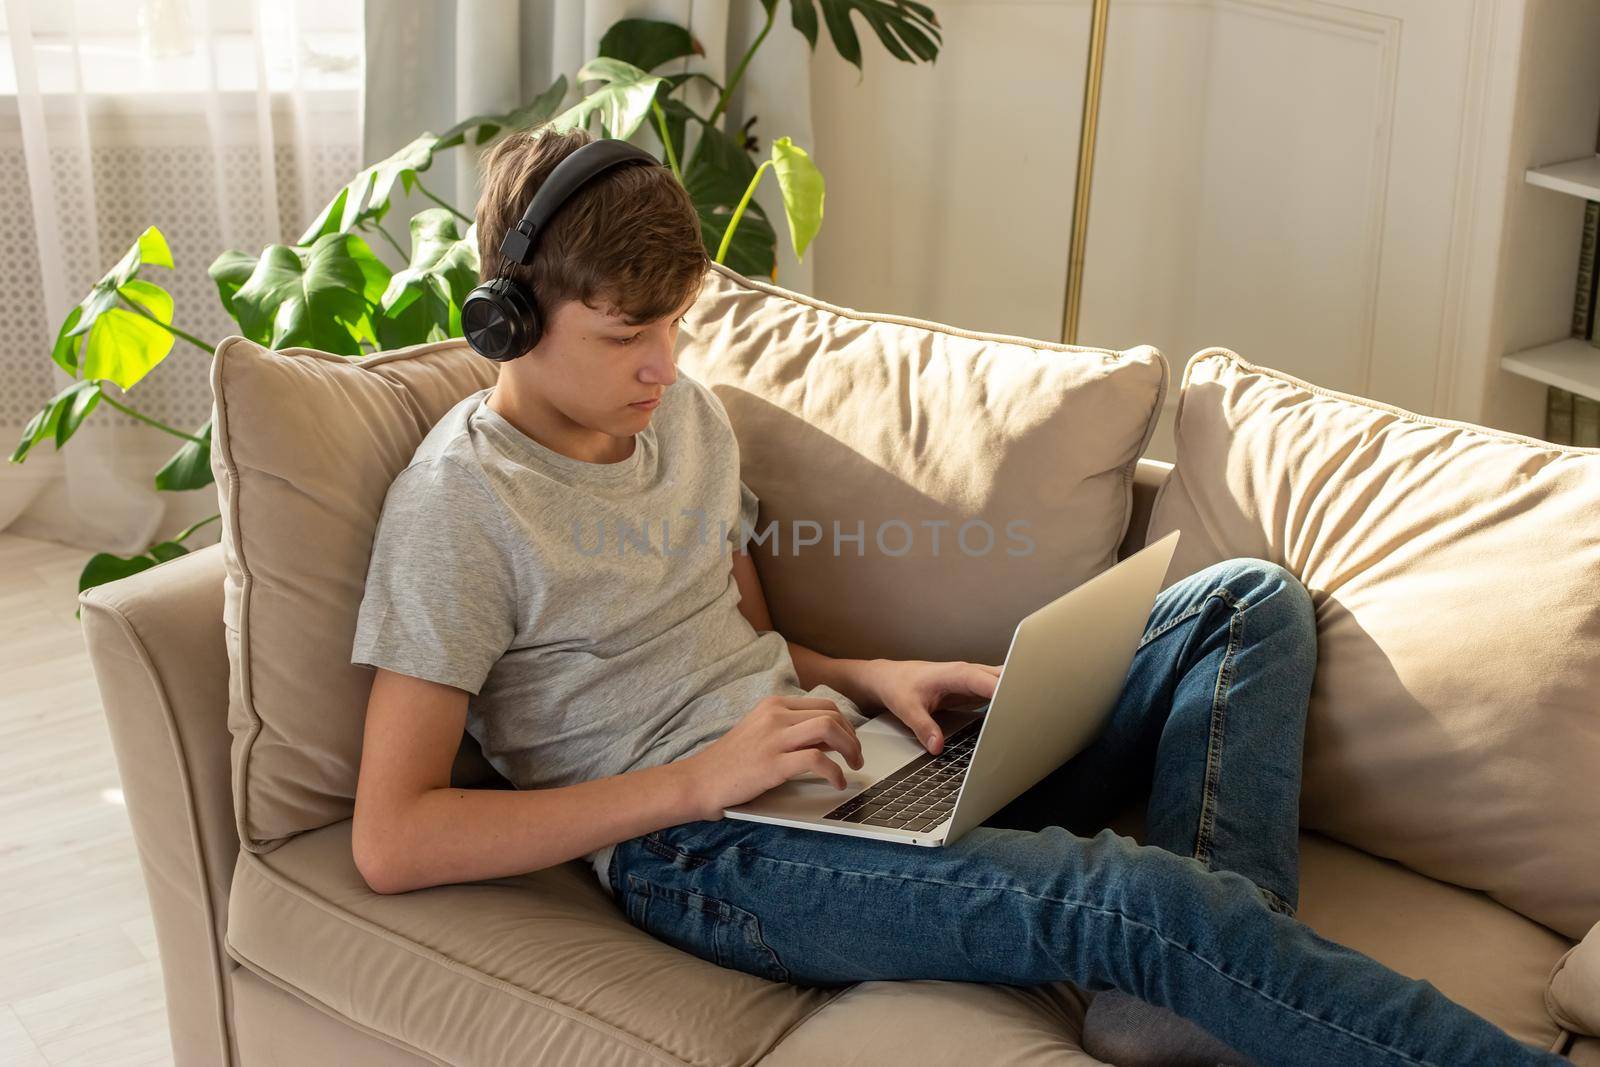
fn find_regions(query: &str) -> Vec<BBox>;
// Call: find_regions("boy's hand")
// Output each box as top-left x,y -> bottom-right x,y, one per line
684,696 -> 865,820
865,659 -> 1002,754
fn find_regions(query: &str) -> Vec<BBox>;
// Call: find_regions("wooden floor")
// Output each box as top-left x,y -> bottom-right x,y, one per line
1,531 -> 173,1066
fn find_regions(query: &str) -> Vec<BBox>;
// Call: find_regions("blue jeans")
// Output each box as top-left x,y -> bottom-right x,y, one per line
609,558 -> 1564,1067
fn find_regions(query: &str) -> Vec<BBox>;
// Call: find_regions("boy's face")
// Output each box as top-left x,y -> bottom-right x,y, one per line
519,291 -> 697,436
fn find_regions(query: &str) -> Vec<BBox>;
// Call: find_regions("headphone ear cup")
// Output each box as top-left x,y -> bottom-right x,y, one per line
462,277 -> 542,362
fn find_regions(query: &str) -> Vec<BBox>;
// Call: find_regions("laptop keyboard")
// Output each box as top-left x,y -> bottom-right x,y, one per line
822,719 -> 983,832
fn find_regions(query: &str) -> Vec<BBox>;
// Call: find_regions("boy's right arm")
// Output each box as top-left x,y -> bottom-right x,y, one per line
351,669 -> 866,895
352,668 -> 705,895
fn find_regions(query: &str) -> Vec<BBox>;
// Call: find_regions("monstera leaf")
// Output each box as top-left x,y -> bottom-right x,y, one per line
378,210 -> 480,342
208,249 -> 256,319
598,18 -> 704,74
774,0 -> 942,72
435,77 -> 569,151
684,124 -> 769,217
300,77 -> 579,245
597,18 -> 721,169
53,226 -> 177,390
220,232 -> 390,354
298,133 -> 437,245
682,123 -> 776,275
154,418 -> 213,492
551,58 -> 666,140
700,208 -> 777,278
10,378 -> 102,463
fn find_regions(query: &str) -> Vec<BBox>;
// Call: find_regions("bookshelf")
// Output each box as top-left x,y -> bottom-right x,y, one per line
1502,155 -> 1600,412
1500,338 -> 1600,402
1525,155 -> 1600,200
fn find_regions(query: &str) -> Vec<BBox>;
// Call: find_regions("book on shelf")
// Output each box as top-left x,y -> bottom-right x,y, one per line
1577,395 -> 1600,446
1549,388 -> 1576,445
1578,144 -> 1600,448
1550,199 -> 1598,446
1577,199 -> 1598,339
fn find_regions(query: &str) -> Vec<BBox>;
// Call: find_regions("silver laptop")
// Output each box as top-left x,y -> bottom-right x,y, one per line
722,529 -> 1182,847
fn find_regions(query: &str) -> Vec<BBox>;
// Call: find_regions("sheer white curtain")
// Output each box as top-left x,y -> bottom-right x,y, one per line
0,0 -> 363,551
363,0 -> 817,288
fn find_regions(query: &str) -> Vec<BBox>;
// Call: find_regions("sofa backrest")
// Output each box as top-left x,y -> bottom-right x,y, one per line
673,262 -> 1170,665
1148,348 -> 1600,939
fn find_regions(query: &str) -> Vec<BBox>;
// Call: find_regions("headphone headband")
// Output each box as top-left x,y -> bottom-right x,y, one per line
498,138 -> 663,264
462,137 -> 664,362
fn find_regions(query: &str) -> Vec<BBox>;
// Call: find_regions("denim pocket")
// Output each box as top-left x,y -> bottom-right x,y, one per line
623,871 -> 791,984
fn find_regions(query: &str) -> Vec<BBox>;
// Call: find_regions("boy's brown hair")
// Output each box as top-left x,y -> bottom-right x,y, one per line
473,122 -> 708,333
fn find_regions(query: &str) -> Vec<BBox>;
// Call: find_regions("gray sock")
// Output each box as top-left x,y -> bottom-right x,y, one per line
1080,989 -> 1259,1067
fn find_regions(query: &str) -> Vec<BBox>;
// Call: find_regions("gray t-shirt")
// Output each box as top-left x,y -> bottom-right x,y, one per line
350,373 -> 867,896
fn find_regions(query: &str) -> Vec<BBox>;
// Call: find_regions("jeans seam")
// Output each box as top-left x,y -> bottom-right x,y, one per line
735,910 -> 792,983
1136,600 -> 1207,649
731,848 -> 1434,1067
1193,600 -> 1245,868
1260,886 -> 1298,919
1135,585 -> 1246,651
625,868 -> 791,982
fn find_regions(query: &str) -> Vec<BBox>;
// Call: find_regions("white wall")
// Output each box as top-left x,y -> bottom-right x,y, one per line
807,0 -> 1600,460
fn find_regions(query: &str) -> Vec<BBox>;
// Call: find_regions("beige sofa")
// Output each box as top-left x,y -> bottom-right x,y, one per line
78,262 -> 1599,1065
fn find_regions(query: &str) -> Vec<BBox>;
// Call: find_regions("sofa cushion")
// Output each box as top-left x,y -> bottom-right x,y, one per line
226,821 -> 1101,1067
228,817 -> 1569,1067
674,262 -> 1168,665
231,969 -> 435,1067
1548,921 -> 1600,1038
210,334 -> 504,850
1105,806 -> 1570,1051
1293,832 -> 1570,1050
1145,348 -> 1600,939
759,981 -> 1101,1066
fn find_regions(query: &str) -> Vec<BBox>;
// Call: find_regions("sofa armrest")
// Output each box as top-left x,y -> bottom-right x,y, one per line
78,542 -> 239,1066
1120,457 -> 1174,561
1549,921 -> 1600,1038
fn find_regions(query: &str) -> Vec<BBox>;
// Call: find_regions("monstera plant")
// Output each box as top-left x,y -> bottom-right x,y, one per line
8,2 -> 943,612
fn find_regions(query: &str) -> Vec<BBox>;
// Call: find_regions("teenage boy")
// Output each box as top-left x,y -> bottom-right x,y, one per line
349,123 -> 1565,1067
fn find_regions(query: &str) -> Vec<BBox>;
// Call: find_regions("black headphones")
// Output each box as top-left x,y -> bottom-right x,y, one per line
461,138 -> 665,363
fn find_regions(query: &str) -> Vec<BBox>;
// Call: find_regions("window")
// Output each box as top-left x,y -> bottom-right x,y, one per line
0,0 -> 362,97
